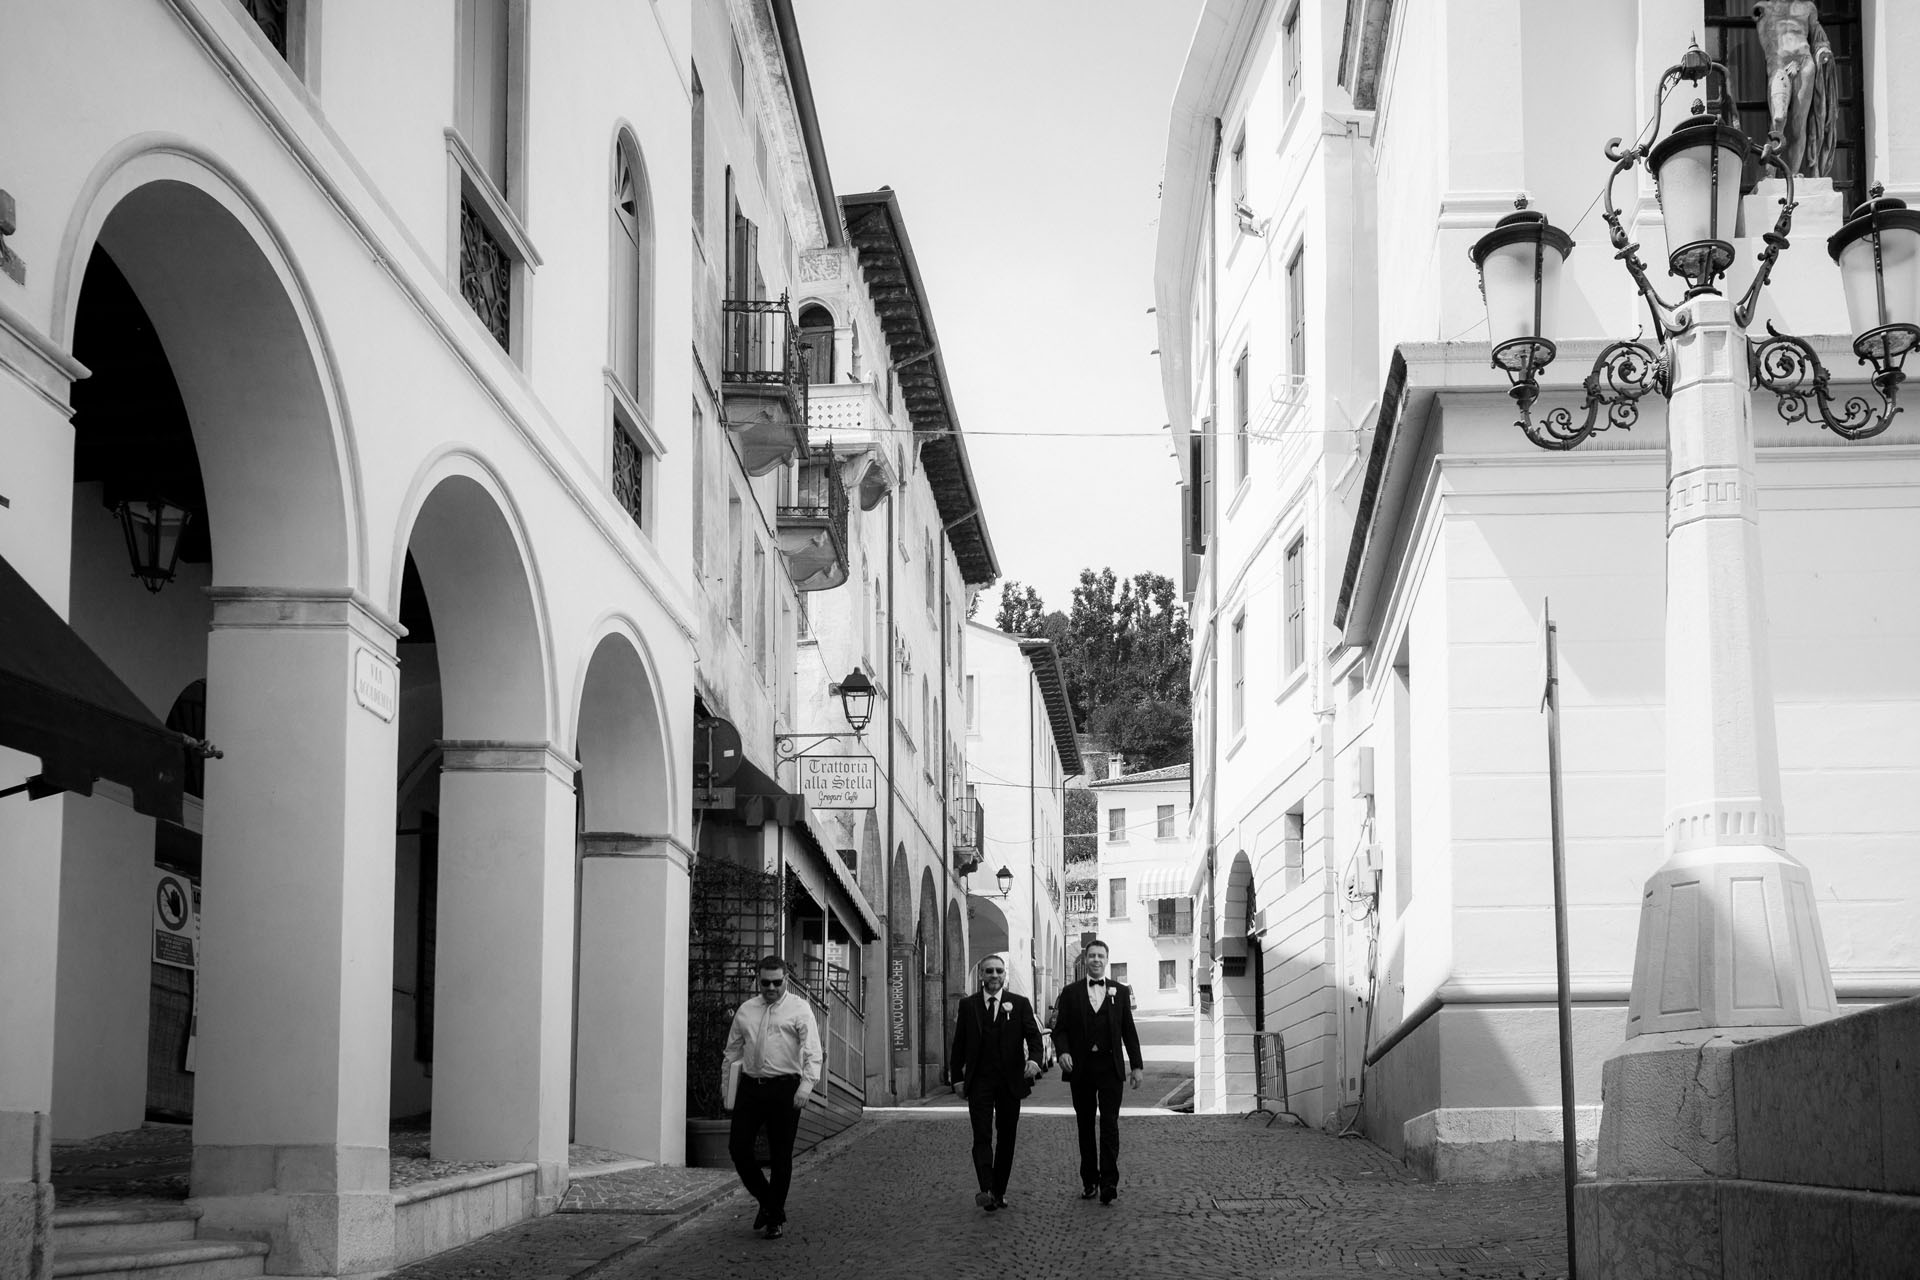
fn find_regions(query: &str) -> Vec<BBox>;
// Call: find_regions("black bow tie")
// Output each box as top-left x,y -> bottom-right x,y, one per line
1088,979 -> 1106,987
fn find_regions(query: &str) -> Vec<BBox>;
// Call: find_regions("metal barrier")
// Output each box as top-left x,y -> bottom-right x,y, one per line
1243,1029 -> 1306,1127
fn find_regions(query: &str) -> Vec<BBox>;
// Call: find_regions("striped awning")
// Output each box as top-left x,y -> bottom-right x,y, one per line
1133,865 -> 1195,902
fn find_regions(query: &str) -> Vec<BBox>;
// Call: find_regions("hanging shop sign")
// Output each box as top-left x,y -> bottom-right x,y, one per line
797,754 -> 876,811
153,868 -> 197,971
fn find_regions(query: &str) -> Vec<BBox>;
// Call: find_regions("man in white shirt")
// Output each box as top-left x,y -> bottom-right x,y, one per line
721,954 -> 822,1239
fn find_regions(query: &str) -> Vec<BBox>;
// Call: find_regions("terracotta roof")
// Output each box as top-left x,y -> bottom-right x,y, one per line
1016,638 -> 1083,776
1087,762 -> 1192,788
840,189 -> 999,585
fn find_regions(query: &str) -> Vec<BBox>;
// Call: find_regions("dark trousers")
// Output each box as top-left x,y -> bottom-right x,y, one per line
1069,1065 -> 1125,1190
966,1083 -> 1022,1197
729,1074 -> 802,1221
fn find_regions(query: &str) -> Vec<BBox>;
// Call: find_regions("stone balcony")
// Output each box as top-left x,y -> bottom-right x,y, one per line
775,453 -> 849,592
806,381 -> 900,510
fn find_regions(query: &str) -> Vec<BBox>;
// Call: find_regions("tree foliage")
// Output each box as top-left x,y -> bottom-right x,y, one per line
994,569 -> 1192,772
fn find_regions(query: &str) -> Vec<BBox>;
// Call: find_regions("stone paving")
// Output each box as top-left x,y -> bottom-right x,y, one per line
391,1108 -> 1571,1279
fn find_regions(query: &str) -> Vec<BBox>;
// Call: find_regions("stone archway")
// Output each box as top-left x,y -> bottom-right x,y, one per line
571,628 -> 682,1161
916,869 -> 941,1093
394,465 -> 564,1193
888,844 -> 913,1093
943,897 -> 967,1044
1212,850 -> 1258,1110
40,161 -> 376,1277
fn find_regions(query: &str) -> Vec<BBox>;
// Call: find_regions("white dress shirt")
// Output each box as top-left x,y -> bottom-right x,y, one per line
1088,977 -> 1107,1012
723,990 -> 823,1095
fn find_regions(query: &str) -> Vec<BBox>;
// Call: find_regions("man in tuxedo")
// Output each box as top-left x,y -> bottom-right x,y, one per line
1051,939 -> 1143,1204
948,954 -> 1045,1211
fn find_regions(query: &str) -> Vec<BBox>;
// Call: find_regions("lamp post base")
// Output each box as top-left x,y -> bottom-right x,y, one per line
1623,845 -> 1837,1040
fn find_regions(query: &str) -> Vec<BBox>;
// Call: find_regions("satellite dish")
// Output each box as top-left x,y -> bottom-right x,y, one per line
695,716 -> 743,785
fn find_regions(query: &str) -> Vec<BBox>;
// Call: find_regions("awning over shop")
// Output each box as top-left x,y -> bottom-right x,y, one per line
0,551 -> 189,822
731,758 -> 805,828
788,812 -> 882,942
1133,864 -> 1196,903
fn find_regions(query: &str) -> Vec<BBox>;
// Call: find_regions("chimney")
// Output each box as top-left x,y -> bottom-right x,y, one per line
1108,754 -> 1124,781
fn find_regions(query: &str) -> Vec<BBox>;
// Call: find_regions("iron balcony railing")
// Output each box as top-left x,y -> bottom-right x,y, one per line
774,451 -> 850,590
723,294 -> 809,405
954,796 -> 984,854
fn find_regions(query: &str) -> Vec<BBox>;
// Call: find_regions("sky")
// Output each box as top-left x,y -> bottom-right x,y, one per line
790,0 -> 1204,614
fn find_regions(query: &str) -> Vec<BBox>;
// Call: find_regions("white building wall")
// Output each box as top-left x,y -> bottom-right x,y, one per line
1091,777 -> 1195,1013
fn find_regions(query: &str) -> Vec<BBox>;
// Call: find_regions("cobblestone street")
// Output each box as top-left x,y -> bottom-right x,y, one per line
395,1107 -> 1568,1280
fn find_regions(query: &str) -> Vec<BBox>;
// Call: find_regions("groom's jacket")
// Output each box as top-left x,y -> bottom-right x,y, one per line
1050,977 -> 1144,1082
949,989 -> 1045,1097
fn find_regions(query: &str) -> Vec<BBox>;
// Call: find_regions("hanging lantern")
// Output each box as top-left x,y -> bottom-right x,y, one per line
832,669 -> 877,734
1647,111 -> 1750,291
116,498 -> 193,594
995,865 -> 1014,898
1469,198 -> 1574,378
1827,185 -> 1920,373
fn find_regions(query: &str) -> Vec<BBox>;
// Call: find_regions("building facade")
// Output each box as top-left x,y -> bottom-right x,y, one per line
2,3 -> 706,1274
783,187 -> 1000,1102
1090,763 -> 1197,1015
1158,0 -> 1920,1174
963,624 -> 1081,1015
0,2 -> 1006,1276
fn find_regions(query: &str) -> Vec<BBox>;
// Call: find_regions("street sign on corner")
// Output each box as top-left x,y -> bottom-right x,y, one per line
798,754 -> 877,810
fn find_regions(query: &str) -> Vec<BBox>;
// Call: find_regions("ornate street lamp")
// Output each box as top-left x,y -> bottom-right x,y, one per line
774,668 -> 877,757
1459,40 -> 1910,1271
1470,45 -> 1910,451
994,865 -> 1014,898
115,497 -> 193,594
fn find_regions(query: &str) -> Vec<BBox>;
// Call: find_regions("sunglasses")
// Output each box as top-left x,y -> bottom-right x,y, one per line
981,969 -> 1005,976
759,978 -> 784,987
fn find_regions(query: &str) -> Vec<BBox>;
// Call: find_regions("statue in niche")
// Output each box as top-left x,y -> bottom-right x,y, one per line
1751,1 -> 1838,178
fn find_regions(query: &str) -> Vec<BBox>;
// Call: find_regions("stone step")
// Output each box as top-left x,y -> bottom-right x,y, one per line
54,1204 -> 203,1251
52,1238 -> 269,1280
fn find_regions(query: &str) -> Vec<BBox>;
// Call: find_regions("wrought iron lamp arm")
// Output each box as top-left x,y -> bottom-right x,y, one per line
774,731 -> 865,758
1599,141 -> 1684,342
1509,339 -> 1668,451
1750,323 -> 1904,441
1735,141 -> 1797,330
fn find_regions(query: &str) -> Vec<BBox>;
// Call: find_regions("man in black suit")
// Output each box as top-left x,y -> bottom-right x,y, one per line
948,954 -> 1045,1211
1051,939 -> 1143,1204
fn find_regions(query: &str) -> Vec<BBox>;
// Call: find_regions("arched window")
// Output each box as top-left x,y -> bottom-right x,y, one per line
796,303 -> 835,383
609,133 -> 658,532
611,137 -> 656,416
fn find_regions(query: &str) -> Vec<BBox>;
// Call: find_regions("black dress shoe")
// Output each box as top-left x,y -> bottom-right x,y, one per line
992,1195 -> 1008,1209
1080,1183 -> 1098,1199
975,1190 -> 995,1210
752,1204 -> 769,1230
1100,1185 -> 1117,1205
764,1223 -> 784,1239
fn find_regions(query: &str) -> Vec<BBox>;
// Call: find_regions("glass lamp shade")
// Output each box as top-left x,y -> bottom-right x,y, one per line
834,669 -> 877,733
117,498 -> 192,594
1827,189 -> 1920,368
1648,115 -> 1749,287
995,866 -> 1014,897
1469,205 -> 1574,375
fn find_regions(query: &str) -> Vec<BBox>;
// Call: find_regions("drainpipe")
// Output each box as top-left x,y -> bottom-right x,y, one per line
1203,117 -> 1224,1034
884,485 -> 898,1099
938,526 -> 952,1075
